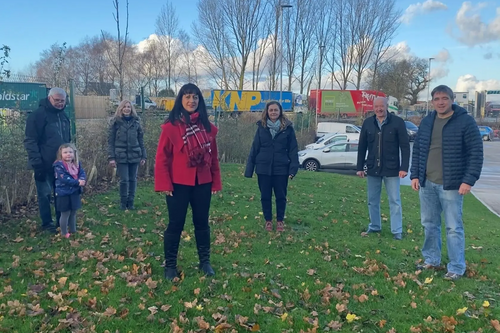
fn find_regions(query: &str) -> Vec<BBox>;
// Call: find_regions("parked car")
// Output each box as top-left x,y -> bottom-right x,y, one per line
305,132 -> 359,150
316,122 -> 360,140
479,126 -> 494,141
405,121 -> 419,141
299,140 -> 362,171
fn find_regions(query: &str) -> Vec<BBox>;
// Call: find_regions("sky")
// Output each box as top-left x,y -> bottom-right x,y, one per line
1,0 -> 499,97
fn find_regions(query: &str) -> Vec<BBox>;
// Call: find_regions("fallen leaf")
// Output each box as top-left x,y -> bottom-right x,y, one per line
491,319 -> 500,332
346,313 -> 359,323
194,288 -> 200,295
215,323 -> 233,332
58,277 -> 68,287
358,294 -> 369,303
196,316 -> 210,329
336,303 -> 347,313
456,307 -> 467,315
379,319 -> 387,328
483,301 -> 490,308
281,313 -> 288,321
103,307 -> 117,317
251,323 -> 260,331
424,277 -> 433,284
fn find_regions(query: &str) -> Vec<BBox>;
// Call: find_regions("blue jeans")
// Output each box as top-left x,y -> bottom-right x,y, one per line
367,176 -> 402,234
419,180 -> 465,275
35,170 -> 60,228
117,163 -> 139,203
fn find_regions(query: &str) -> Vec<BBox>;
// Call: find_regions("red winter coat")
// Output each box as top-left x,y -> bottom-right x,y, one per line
154,122 -> 222,192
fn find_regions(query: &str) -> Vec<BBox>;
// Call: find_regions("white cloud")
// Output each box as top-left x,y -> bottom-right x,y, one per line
136,34 -> 159,52
431,66 -> 449,80
400,0 -> 448,24
454,2 -> 500,46
384,41 -> 413,61
455,74 -> 500,95
432,48 -> 451,63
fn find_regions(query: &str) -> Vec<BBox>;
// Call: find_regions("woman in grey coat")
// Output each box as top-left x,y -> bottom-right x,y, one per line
108,100 -> 146,210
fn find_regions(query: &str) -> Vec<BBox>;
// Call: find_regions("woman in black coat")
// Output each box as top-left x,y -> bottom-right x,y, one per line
108,100 -> 147,210
244,101 -> 299,232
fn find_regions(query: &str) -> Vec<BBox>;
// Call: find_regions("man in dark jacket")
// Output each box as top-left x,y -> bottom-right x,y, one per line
356,97 -> 410,240
411,85 -> 483,281
24,87 -> 71,233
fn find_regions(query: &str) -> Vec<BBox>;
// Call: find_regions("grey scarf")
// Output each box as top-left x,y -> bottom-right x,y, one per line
267,119 -> 281,138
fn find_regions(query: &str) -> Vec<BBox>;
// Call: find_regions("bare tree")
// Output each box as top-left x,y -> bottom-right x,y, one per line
34,43 -> 69,89
250,17 -> 273,90
314,0 -> 334,90
371,57 -> 429,106
220,0 -> 267,89
329,0 -> 357,90
0,45 -> 11,80
283,2 -> 298,91
294,0 -> 318,94
101,0 -> 129,100
155,1 -> 180,91
265,1 -> 280,91
350,0 -> 400,89
178,30 -> 198,85
192,0 -> 232,89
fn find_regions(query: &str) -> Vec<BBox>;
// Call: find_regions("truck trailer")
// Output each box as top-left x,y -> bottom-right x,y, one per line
204,90 -> 294,112
309,89 -> 398,118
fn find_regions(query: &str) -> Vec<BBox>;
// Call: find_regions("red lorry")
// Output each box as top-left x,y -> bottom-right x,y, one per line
309,89 -> 396,118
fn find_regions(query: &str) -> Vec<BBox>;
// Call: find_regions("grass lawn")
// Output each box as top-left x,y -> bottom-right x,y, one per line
1,164 -> 500,333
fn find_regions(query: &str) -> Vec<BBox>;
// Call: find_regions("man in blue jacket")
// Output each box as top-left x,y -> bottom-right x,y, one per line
24,87 -> 71,233
411,85 -> 483,280
356,97 -> 411,240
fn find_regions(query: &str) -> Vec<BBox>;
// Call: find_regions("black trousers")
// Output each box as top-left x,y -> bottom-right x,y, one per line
165,182 -> 212,235
257,174 -> 289,222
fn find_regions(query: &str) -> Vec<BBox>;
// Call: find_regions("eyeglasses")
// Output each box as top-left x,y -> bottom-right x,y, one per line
51,97 -> 66,103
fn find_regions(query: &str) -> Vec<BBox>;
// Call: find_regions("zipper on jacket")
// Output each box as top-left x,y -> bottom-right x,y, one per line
57,113 -> 63,138
377,130 -> 381,168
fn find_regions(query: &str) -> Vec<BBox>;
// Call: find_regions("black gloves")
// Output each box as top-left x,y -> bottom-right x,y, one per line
33,165 -> 46,182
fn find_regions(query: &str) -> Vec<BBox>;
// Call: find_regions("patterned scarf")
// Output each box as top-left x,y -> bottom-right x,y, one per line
267,119 -> 281,139
63,161 -> 79,179
180,112 -> 212,167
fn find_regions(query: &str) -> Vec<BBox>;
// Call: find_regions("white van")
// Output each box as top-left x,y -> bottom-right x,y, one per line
316,122 -> 361,139
306,132 -> 360,150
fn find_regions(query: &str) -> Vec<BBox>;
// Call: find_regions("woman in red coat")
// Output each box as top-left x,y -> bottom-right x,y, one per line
155,83 -> 222,281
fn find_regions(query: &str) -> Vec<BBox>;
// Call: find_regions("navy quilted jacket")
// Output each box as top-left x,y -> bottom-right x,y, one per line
54,160 -> 87,196
244,119 -> 299,177
410,105 -> 483,190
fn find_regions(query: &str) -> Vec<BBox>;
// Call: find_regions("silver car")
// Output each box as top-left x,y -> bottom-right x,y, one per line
299,140 -> 361,171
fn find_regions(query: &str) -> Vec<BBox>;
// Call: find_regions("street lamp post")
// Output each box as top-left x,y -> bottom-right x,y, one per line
426,57 -> 434,115
280,2 -> 292,105
315,44 -> 325,127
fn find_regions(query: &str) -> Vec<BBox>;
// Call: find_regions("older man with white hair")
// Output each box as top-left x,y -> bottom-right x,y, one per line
24,87 -> 71,233
356,97 -> 410,240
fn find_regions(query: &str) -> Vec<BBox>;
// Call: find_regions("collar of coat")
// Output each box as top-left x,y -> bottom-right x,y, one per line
427,104 -> 468,120
256,118 -> 293,130
370,110 -> 394,126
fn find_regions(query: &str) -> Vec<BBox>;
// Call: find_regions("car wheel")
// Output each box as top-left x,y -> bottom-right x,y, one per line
483,135 -> 489,141
304,159 -> 319,171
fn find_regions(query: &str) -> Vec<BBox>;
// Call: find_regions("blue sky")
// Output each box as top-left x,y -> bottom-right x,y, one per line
1,0 -> 499,94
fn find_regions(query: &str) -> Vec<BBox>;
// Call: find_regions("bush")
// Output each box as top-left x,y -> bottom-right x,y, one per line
0,111 -> 315,214
0,113 -> 33,213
